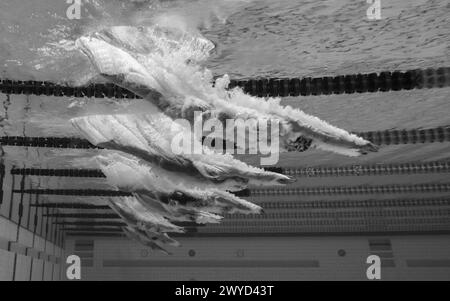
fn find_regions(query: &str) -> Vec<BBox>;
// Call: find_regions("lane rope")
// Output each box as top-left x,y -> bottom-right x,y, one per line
13,183 -> 450,198
1,126 -> 449,150
1,67 -> 449,98
11,160 -> 450,178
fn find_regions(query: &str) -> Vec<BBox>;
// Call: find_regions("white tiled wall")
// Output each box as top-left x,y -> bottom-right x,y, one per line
65,235 -> 450,281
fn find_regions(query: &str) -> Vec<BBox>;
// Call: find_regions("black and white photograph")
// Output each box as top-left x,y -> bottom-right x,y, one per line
0,0 -> 449,286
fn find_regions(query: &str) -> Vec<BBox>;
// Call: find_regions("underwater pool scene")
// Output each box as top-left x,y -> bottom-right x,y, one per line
0,0 -> 449,281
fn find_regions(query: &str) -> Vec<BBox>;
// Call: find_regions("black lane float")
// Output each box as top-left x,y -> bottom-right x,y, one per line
1,67 -> 449,98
